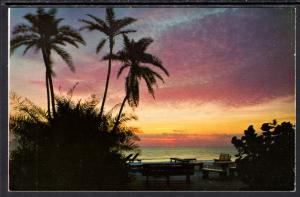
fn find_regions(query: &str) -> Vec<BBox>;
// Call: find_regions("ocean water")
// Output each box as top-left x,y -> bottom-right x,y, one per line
138,146 -> 238,162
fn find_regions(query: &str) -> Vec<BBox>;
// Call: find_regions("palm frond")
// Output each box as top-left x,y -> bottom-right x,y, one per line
86,14 -> 108,29
57,26 -> 86,45
23,13 -> 37,26
52,45 -> 75,72
136,37 -> 153,52
142,74 -> 156,98
10,35 -> 39,55
96,38 -> 107,54
119,113 -> 138,123
117,64 -> 130,78
79,19 -> 106,33
116,29 -> 136,36
22,42 -> 36,55
122,34 -> 131,50
12,24 -> 37,35
11,34 -> 38,47
141,53 -> 169,76
115,17 -> 137,31
126,75 -> 139,107
105,8 -> 115,26
102,53 -> 124,61
52,35 -> 79,48
140,66 -> 164,83
47,8 -> 57,16
37,8 -> 46,15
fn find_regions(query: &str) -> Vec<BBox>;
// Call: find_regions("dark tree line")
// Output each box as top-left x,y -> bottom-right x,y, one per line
232,120 -> 295,191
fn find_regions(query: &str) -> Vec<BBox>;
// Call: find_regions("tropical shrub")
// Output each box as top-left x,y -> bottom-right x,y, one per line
231,120 -> 295,190
9,93 -> 139,190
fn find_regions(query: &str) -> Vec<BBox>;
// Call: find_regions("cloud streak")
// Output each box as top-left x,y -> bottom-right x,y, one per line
138,132 -> 239,147
152,8 -> 295,106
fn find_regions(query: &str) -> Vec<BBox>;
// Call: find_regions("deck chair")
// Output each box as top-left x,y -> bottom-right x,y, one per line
128,153 -> 141,163
124,154 -> 133,162
214,153 -> 231,162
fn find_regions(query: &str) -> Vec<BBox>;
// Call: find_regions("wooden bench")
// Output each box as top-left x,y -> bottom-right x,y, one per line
202,167 -> 226,179
142,163 -> 195,184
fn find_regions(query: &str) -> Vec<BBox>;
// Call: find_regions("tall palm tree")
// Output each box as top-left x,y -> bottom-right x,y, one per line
104,35 -> 169,132
79,8 -> 137,118
11,8 -> 85,118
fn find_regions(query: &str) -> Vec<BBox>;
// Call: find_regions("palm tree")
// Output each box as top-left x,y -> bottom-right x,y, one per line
79,8 -> 137,118
104,35 -> 169,132
11,8 -> 85,118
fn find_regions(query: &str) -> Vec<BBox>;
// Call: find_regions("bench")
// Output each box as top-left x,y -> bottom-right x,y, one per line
142,163 -> 195,184
202,167 -> 226,179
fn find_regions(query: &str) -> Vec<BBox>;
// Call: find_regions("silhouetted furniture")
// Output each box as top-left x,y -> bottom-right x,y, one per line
124,154 -> 133,161
142,163 -> 195,184
229,166 -> 237,177
202,160 -> 235,179
214,153 -> 231,162
213,160 -> 235,174
170,158 -> 203,171
128,153 -> 141,163
202,167 -> 226,179
170,158 -> 196,163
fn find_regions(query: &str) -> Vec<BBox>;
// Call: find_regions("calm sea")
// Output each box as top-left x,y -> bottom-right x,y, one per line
137,146 -> 238,162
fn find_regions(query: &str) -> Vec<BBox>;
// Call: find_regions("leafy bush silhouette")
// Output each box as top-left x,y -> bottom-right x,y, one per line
9,93 -> 139,190
231,120 -> 295,190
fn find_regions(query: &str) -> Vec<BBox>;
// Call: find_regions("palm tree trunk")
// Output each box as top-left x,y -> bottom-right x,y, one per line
99,39 -> 113,118
112,95 -> 127,132
45,71 -> 51,119
48,74 -> 56,117
41,48 -> 52,118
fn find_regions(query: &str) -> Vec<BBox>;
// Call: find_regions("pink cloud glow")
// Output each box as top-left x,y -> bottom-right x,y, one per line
138,132 -> 238,147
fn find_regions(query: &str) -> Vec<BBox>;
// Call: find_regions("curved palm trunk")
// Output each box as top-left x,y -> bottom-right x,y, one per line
112,95 -> 127,132
99,39 -> 113,118
45,71 -> 51,119
48,74 -> 56,117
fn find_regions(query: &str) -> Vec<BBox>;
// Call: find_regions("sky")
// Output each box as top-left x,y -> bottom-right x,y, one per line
10,7 -> 295,147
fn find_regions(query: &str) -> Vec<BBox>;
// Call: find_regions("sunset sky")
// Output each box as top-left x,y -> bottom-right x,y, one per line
10,8 -> 295,147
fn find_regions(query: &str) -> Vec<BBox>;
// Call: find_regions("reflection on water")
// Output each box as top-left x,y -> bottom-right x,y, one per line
137,146 -> 237,162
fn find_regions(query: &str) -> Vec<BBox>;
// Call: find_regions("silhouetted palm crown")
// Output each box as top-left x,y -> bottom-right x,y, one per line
79,8 -> 136,54
104,35 -> 169,107
79,8 -> 136,117
11,8 -> 85,75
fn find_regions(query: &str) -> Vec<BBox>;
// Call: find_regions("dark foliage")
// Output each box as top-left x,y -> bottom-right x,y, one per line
9,93 -> 139,190
231,120 -> 295,191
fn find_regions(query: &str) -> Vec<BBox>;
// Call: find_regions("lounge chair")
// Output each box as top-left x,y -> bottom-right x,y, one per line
124,154 -> 133,162
128,153 -> 141,163
214,153 -> 231,162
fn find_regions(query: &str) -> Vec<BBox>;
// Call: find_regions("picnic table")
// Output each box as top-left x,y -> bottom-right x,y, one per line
142,162 -> 196,184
